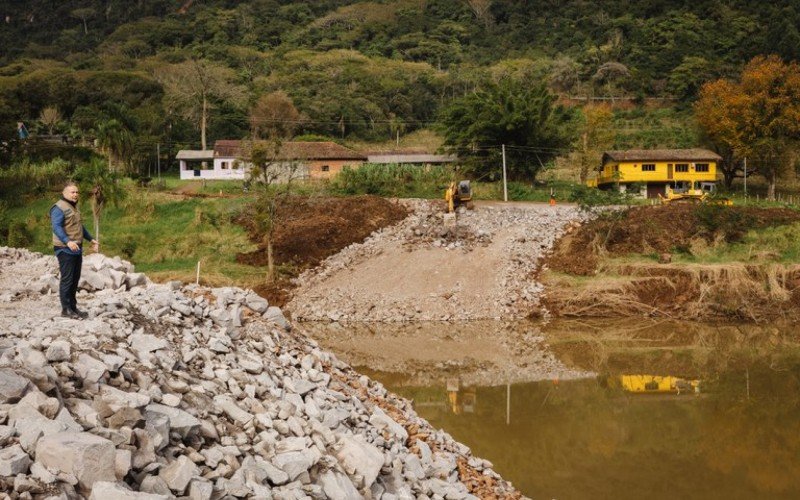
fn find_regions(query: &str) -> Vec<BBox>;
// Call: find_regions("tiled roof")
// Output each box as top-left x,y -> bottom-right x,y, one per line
214,140 -> 366,160
603,149 -> 722,163
176,150 -> 214,161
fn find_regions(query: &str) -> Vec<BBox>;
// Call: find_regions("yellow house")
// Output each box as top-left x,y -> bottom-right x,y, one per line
591,149 -> 722,199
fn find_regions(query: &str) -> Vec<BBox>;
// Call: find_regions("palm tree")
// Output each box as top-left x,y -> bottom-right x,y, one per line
95,120 -> 133,173
75,158 -> 126,244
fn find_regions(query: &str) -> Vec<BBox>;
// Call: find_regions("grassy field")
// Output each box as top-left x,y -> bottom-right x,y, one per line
6,180 -> 267,287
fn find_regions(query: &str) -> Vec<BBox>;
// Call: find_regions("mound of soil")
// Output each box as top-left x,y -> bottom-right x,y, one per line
548,204 -> 800,276
236,195 -> 408,304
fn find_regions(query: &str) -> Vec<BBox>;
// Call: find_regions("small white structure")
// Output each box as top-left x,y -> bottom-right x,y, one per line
178,140 -> 366,181
178,149 -> 243,180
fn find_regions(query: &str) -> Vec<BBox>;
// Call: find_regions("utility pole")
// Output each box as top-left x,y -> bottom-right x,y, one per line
743,156 -> 747,199
502,144 -> 508,202
157,143 -> 161,183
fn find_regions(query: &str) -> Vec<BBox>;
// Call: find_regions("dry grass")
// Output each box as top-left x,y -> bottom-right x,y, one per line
543,262 -> 800,322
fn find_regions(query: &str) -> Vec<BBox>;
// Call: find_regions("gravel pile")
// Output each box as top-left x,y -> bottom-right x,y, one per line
0,247 -> 522,499
288,202 -> 591,323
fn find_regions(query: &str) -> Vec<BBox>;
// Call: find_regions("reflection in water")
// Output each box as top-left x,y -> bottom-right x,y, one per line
614,374 -> 700,394
370,319 -> 800,500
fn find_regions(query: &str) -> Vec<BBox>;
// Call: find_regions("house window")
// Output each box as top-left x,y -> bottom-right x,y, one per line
642,164 -> 656,172
695,163 -> 709,172
321,165 -> 330,172
675,164 -> 689,172
220,161 -> 229,170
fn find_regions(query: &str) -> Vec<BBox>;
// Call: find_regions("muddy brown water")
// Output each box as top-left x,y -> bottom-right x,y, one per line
303,319 -> 800,499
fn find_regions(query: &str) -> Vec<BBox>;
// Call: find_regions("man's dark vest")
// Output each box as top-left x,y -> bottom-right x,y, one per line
52,199 -> 84,247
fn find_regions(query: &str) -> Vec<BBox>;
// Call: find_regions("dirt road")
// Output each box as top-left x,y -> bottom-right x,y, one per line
287,200 -> 589,323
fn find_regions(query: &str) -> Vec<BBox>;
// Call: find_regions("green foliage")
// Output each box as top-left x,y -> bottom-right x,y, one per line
694,204 -> 755,242
439,78 -> 575,181
330,163 -> 452,198
0,159 -> 73,205
7,220 -> 34,247
567,185 -> 632,210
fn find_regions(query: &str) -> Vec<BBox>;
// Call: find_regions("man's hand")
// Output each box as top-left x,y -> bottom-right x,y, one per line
92,240 -> 100,253
67,241 -> 80,252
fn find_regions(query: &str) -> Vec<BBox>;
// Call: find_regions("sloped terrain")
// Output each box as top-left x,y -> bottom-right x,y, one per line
0,248 -> 522,499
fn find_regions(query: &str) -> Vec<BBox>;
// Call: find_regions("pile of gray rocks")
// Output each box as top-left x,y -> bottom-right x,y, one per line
0,248 -> 520,499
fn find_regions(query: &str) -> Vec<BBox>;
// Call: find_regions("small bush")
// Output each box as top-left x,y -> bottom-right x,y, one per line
568,185 -> 632,210
695,204 -> 754,242
7,221 -> 34,247
120,236 -> 138,259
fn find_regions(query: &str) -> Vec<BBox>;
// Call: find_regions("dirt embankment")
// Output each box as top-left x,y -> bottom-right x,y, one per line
235,196 -> 408,305
544,204 -> 800,322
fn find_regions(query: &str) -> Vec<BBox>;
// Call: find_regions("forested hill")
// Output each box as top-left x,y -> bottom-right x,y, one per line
3,0 -> 798,83
1,0 -> 798,158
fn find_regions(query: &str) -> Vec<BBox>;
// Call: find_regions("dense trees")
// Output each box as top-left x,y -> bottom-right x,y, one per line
0,0 -> 798,180
695,56 -> 800,199
439,78 -> 574,181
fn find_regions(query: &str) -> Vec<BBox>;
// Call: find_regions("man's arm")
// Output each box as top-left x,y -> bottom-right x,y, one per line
83,226 -> 100,252
50,206 -> 70,244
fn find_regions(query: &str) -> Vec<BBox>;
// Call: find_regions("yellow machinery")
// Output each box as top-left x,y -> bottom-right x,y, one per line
445,180 -> 473,213
618,375 -> 700,395
659,181 -> 732,205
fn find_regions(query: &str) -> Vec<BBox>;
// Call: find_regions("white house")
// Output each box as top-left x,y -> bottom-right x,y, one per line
178,140 -> 365,181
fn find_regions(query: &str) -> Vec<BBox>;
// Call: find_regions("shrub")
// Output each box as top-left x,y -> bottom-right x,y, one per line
120,236 -> 138,259
568,185 -> 632,210
329,163 -> 452,198
7,221 -> 34,248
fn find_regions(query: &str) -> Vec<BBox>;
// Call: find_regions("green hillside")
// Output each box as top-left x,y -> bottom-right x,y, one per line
1,0 -> 798,180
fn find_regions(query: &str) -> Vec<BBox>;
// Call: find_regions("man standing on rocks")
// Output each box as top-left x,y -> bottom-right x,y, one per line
50,181 -> 99,319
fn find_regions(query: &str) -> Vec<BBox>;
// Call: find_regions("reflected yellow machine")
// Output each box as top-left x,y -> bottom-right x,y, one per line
444,180 -> 473,213
617,375 -> 700,394
446,378 -> 476,414
659,181 -> 732,205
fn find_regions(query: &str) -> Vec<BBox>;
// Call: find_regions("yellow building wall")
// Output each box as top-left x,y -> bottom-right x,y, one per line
596,160 -> 717,186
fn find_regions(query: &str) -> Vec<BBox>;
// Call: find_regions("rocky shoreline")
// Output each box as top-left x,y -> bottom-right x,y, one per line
0,248 -> 522,499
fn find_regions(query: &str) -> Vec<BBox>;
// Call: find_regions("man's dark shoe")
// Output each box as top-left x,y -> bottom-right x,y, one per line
71,308 -> 89,319
61,309 -> 82,319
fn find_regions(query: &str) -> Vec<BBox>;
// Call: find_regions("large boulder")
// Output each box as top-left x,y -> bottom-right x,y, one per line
35,432 -> 117,490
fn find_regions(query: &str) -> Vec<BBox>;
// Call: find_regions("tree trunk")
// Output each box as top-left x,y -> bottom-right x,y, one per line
266,237 -> 274,282
93,213 -> 99,247
82,18 -> 88,34
722,169 -> 734,190
201,94 -> 208,151
768,174 -> 776,201
579,132 -> 588,183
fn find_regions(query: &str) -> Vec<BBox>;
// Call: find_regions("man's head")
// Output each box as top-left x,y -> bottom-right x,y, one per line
62,182 -> 79,203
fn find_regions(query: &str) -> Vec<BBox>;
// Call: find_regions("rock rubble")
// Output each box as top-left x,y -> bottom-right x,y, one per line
0,247 -> 523,499
288,201 -> 591,322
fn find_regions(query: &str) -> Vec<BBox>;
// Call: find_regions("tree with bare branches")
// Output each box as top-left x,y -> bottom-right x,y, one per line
156,59 -> 246,150
39,106 -> 61,135
465,0 -> 493,27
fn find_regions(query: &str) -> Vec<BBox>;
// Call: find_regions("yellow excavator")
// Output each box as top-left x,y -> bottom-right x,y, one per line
444,180 -> 473,213
659,181 -> 732,205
